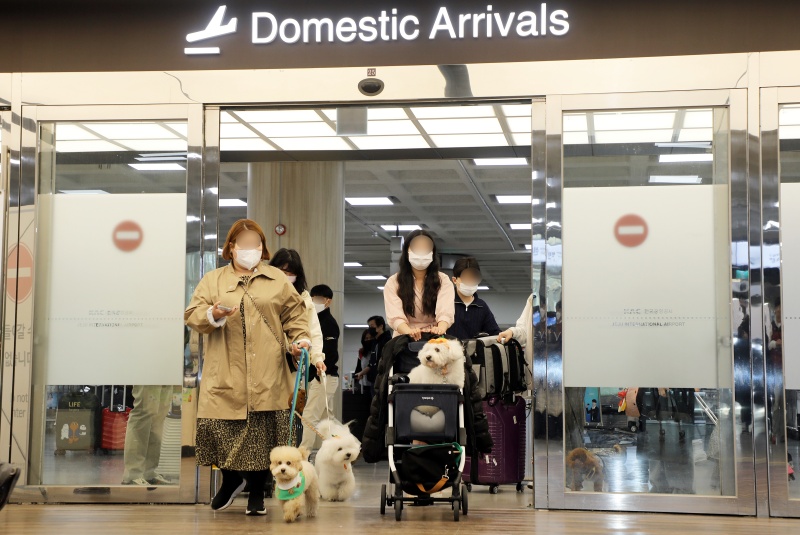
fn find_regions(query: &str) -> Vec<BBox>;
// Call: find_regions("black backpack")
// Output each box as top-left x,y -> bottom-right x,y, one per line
463,336 -> 527,401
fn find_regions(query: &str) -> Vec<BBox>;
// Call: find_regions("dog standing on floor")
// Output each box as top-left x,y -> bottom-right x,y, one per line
270,445 -> 319,523
314,419 -> 360,502
565,445 -> 623,492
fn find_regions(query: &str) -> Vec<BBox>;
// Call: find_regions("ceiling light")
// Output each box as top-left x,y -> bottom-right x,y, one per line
134,156 -> 187,162
524,244 -> 532,250
271,137 -> 352,151
649,175 -> 702,184
344,262 -> 362,267
346,197 -> 394,206
349,135 -> 429,150
658,154 -> 714,163
430,134 -> 508,148
356,275 -> 387,280
593,111 -> 676,131
655,142 -> 711,148
510,223 -> 532,230
219,199 -> 248,207
419,118 -> 502,135
474,158 -> 528,166
496,195 -> 533,204
204,234 -> 217,240
345,324 -> 370,329
410,105 -> 495,119
377,286 -> 385,290
58,189 -> 109,195
380,224 -> 421,232
128,163 -> 185,171
220,138 -> 276,151
186,215 -> 201,222
477,285 -> 490,291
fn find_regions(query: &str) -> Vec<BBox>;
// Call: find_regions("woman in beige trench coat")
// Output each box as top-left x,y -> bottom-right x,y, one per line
185,219 -> 321,517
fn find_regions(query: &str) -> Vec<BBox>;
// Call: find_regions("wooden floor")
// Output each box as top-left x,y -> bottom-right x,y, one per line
2,503 -> 800,534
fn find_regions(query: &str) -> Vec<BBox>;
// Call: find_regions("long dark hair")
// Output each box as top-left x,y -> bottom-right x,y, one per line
269,248 -> 307,294
397,229 -> 441,318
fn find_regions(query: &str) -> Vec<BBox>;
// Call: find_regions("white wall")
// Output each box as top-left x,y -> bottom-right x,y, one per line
340,291 -> 530,376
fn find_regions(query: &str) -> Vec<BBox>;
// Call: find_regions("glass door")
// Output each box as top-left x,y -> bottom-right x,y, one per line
3,104 -> 204,503
535,89 -> 755,514
762,86 -> 800,517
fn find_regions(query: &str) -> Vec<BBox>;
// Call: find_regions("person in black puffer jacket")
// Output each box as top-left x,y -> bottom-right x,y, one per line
361,334 -> 493,463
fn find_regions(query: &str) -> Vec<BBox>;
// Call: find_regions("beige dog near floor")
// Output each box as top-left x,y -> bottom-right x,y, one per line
565,445 -> 623,492
270,445 -> 319,523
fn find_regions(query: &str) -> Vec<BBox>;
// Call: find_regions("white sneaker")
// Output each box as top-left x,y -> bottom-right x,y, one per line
123,478 -> 151,486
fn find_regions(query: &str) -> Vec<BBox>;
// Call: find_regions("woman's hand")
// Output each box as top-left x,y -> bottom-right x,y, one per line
408,327 -> 422,341
291,340 -> 311,358
315,361 -> 327,375
211,302 -> 236,321
429,322 -> 448,336
497,329 -> 513,343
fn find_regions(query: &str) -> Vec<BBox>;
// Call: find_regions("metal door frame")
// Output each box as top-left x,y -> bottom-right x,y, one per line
2,103 -> 205,504
535,88 -> 757,515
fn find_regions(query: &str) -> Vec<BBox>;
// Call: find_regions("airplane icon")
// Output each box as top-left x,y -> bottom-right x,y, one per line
185,5 -> 238,55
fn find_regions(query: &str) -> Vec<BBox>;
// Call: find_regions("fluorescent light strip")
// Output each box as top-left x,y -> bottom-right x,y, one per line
345,324 -> 370,329
58,189 -> 109,195
381,224 -> 421,232
356,275 -> 387,280
377,286 -> 385,291
128,163 -> 185,171
655,142 -> 711,149
496,195 -> 533,204
344,262 -> 362,267
649,175 -> 702,184
477,286 -> 490,291
219,199 -> 247,207
658,154 -> 714,163
474,158 -> 528,166
346,197 -> 394,206
509,223 -> 532,230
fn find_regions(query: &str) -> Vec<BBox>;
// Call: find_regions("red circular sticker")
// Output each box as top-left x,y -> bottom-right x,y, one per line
7,243 -> 33,303
614,214 -> 648,248
113,221 -> 144,252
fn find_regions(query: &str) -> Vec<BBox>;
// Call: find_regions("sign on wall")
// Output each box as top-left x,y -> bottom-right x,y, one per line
39,194 -> 187,386
562,185 -> 730,389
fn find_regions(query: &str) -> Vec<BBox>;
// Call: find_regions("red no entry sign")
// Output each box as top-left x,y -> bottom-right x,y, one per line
614,214 -> 648,247
113,221 -> 143,252
7,243 -> 33,303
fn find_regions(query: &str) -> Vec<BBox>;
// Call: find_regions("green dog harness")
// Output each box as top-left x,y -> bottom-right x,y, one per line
276,472 -> 306,501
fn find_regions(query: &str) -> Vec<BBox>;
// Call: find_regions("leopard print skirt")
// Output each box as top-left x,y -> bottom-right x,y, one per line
196,410 -> 293,471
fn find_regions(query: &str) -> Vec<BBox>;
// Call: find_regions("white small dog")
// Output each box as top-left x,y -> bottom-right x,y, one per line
270,445 -> 319,523
407,338 -> 466,388
406,338 -> 466,436
314,419 -> 360,502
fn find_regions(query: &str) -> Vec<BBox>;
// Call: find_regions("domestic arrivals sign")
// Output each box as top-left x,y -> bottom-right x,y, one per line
186,4 -> 569,55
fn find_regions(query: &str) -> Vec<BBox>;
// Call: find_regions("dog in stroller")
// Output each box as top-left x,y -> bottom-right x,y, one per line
379,336 -> 469,522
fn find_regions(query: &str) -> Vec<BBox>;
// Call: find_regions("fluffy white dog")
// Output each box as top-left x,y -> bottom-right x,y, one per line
314,419 -> 360,502
406,338 -> 466,436
407,338 -> 466,388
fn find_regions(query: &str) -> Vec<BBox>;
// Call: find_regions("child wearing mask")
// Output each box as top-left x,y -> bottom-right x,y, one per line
446,257 -> 501,341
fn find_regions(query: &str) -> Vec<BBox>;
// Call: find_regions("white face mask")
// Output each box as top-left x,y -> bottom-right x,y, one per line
235,248 -> 261,270
313,302 -> 326,314
408,250 -> 433,270
286,275 -> 297,284
459,282 -> 478,297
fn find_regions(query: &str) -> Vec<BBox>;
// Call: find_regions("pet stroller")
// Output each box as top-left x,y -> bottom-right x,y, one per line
379,339 -> 468,522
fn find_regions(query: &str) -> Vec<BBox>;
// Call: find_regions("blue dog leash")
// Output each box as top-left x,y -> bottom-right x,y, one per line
288,347 -> 310,446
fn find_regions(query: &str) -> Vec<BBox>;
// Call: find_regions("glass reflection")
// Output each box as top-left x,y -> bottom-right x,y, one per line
560,107 -> 735,496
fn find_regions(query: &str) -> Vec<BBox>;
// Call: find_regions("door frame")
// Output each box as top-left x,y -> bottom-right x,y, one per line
534,88 -> 757,515
2,103 -> 205,504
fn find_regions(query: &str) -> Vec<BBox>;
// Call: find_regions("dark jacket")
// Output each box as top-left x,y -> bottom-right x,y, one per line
310,308 -> 339,380
446,293 -> 501,340
361,334 -> 493,463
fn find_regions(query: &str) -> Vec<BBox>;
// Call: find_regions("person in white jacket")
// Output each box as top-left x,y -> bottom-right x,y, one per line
269,249 -> 326,371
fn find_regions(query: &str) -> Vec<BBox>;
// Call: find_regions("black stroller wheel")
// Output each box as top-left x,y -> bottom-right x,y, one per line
395,496 -> 402,521
380,484 -> 387,515
453,498 -> 460,522
461,484 -> 469,515
490,484 -> 499,494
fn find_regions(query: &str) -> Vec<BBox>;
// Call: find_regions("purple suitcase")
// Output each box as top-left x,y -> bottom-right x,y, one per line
463,396 -> 526,492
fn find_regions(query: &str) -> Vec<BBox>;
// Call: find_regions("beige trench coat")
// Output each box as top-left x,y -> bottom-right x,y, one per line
185,262 -> 310,420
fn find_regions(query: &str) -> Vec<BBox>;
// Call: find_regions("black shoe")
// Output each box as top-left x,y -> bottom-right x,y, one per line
211,473 -> 246,511
246,492 -> 267,516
